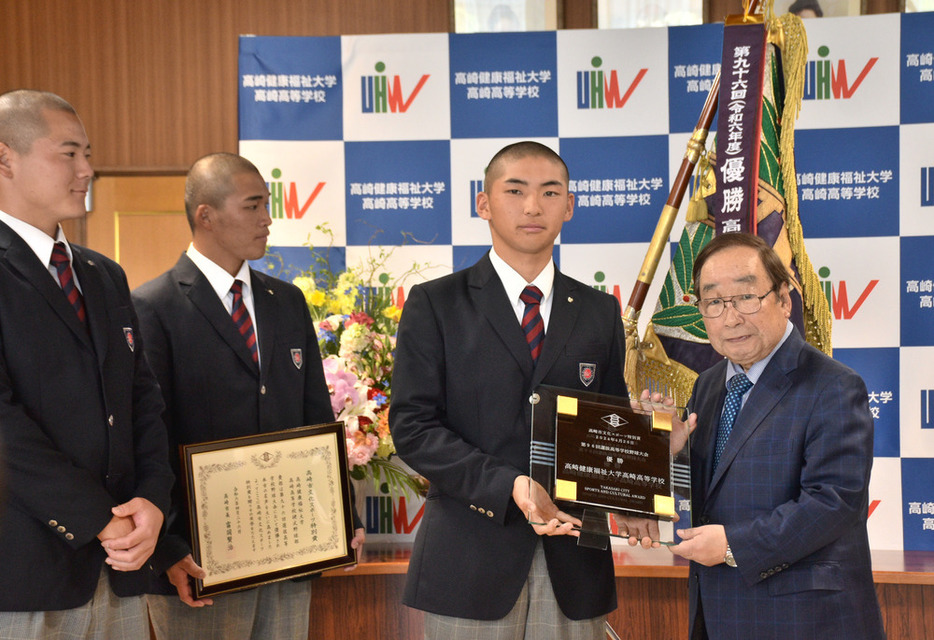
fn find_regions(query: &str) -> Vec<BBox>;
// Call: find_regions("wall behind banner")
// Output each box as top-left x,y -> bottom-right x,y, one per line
239,13 -> 934,551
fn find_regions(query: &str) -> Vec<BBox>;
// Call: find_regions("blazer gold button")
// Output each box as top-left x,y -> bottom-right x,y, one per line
49,520 -> 58,527
470,505 -> 477,511
260,385 -> 267,395
57,526 -> 66,533
478,508 -> 486,515
486,511 -> 494,518
65,533 -> 74,540
107,415 -> 114,426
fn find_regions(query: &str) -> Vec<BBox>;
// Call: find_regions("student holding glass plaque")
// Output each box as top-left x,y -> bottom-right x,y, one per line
391,141 -> 642,639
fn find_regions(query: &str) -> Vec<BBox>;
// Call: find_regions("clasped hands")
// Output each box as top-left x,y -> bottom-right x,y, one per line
97,497 -> 163,572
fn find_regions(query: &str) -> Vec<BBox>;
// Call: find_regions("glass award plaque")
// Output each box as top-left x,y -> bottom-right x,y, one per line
529,385 -> 691,548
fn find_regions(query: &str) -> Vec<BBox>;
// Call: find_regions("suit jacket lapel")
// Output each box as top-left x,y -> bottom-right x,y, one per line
175,254 -> 259,375
251,271 -> 278,379
0,224 -> 94,351
532,272 -> 580,386
468,254 -> 533,377
71,248 -> 109,361
707,330 -> 802,494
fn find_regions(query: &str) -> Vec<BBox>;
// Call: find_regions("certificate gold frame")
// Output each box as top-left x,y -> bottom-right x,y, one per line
181,423 -> 355,598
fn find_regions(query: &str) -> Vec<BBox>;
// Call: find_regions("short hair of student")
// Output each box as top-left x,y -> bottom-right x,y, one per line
184,152 -> 263,230
0,90 -> 78,154
483,141 -> 569,193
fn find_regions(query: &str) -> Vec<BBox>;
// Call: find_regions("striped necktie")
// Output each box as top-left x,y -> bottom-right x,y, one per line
230,280 -> 258,364
714,373 -> 753,470
520,285 -> 544,365
50,242 -> 87,324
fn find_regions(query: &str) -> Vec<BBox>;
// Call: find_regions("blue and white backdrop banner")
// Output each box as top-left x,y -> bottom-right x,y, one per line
240,12 -> 934,549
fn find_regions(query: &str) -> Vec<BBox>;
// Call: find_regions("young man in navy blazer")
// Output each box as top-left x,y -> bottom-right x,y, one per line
133,153 -> 364,640
0,90 -> 173,638
391,141 -> 629,639
669,232 -> 884,639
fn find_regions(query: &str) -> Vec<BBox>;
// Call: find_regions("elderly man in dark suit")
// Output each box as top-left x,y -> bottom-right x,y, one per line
132,152 -> 364,640
669,232 -> 885,639
390,141 -> 628,639
0,89 -> 173,638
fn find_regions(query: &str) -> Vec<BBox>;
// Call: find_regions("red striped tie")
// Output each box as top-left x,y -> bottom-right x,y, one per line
520,285 -> 544,365
50,242 -> 87,324
230,280 -> 258,364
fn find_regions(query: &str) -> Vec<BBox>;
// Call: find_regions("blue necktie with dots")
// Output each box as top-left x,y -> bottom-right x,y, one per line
714,373 -> 753,470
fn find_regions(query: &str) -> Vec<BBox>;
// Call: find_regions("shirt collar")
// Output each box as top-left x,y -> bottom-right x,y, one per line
186,244 -> 252,300
0,209 -> 70,267
488,248 -> 555,306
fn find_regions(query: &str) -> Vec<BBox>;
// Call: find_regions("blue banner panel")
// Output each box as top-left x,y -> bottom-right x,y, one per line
559,136 -> 669,244
668,23 -> 723,134
900,12 -> 934,125
239,36 -> 343,141
251,246 -> 346,282
794,126 -> 899,238
834,347 -> 900,457
901,458 -> 934,551
344,140 -> 452,246
449,32 -> 558,139
900,235 -> 934,346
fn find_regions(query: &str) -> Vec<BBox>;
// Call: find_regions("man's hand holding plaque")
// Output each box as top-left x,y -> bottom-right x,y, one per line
514,475 -> 581,537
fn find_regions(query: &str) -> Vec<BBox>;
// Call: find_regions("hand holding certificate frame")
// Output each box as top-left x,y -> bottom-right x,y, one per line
529,385 -> 691,548
180,422 -> 356,598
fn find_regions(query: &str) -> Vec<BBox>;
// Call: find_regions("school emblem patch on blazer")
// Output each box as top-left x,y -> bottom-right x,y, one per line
579,362 -> 595,386
123,327 -> 135,352
291,348 -> 303,370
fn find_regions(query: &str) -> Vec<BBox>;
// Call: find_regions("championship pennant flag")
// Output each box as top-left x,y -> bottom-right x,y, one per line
624,6 -> 831,404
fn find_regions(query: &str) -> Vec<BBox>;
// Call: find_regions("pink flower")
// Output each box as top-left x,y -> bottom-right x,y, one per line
322,356 -> 360,417
346,430 -> 379,467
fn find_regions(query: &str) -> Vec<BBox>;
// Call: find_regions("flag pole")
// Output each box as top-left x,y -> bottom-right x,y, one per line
622,0 -> 763,392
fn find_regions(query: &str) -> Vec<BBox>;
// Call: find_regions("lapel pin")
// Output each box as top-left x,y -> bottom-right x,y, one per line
567,296 -> 574,303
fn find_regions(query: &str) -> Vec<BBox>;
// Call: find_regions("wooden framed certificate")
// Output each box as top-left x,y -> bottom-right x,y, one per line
180,422 -> 355,598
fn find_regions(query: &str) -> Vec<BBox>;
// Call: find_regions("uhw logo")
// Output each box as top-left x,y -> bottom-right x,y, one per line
364,494 -> 424,534
922,167 -> 934,207
818,266 -> 878,320
804,45 -> 878,101
577,56 -> 647,109
361,61 -> 429,113
267,168 -> 325,220
591,271 -> 624,307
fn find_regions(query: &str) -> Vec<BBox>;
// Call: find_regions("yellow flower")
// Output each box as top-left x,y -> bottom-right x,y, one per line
293,276 -> 318,306
382,305 -> 402,323
308,290 -> 326,306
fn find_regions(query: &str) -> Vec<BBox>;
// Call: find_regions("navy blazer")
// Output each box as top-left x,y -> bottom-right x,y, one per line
132,253 -> 338,592
0,220 -> 173,611
390,253 -> 628,621
687,328 -> 884,639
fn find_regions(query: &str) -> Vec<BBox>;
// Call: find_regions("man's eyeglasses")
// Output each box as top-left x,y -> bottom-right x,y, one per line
696,288 -> 776,318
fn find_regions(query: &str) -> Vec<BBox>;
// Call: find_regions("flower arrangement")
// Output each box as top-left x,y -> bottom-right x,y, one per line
289,229 -> 428,498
